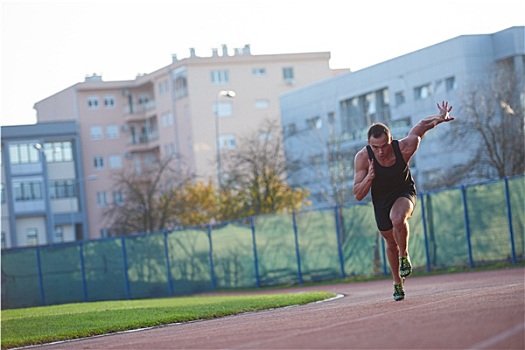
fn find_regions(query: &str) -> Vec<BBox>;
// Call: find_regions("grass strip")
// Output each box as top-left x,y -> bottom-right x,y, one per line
1,291 -> 335,349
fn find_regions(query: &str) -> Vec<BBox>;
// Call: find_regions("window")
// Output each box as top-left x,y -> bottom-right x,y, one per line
173,76 -> 188,98
307,116 -> 322,130
108,155 -> 122,169
414,84 -> 432,100
340,88 -> 391,135
161,112 -> 174,127
283,67 -> 294,82
44,142 -> 73,162
286,123 -> 297,136
327,112 -> 336,125
106,125 -> 119,139
27,228 -> 38,246
210,70 -> 230,84
9,143 -> 40,164
252,68 -> 266,76
214,101 -> 233,117
113,190 -> 124,205
96,191 -> 107,206
254,99 -> 270,109
14,181 -> 43,201
446,77 -> 457,91
54,226 -> 64,242
219,134 -> 236,149
104,95 -> 115,108
90,126 -> 103,140
395,91 -> 406,106
138,94 -> 149,106
365,92 -> 376,115
87,96 -> 99,109
390,117 -> 412,140
144,153 -> 156,165
50,179 -> 75,199
158,80 -> 169,96
94,156 -> 104,169
1,232 -> 5,249
164,143 -> 176,156
100,228 -> 110,238
172,66 -> 188,93
1,183 -> 5,203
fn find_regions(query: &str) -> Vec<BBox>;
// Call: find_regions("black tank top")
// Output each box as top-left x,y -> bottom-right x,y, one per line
366,140 -> 416,208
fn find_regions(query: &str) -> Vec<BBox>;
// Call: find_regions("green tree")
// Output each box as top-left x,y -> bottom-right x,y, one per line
168,180 -> 248,226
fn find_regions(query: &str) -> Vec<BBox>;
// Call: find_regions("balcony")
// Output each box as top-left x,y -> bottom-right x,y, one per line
127,130 -> 160,152
124,100 -> 156,122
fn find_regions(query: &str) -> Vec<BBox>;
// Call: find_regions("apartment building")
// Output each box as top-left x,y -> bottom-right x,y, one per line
280,26 -> 525,207
1,121 -> 90,248
32,45 -> 346,242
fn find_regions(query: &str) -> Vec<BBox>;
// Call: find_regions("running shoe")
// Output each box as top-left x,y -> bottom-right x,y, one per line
399,255 -> 412,278
393,282 -> 405,301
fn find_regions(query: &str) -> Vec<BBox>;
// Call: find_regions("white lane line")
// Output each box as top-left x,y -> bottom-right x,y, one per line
467,323 -> 525,349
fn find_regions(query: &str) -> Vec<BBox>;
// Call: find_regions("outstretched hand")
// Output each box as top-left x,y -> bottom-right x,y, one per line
437,101 -> 455,122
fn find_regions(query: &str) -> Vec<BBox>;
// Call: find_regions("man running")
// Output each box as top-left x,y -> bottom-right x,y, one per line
353,101 -> 454,301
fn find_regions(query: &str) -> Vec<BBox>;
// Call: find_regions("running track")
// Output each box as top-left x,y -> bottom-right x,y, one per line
35,268 -> 524,349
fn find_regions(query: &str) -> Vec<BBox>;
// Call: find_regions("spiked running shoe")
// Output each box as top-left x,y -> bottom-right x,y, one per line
393,282 -> 405,301
399,255 -> 412,278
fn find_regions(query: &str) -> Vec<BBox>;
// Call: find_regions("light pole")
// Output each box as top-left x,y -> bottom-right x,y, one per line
34,143 -> 54,244
215,90 -> 236,187
70,175 -> 97,239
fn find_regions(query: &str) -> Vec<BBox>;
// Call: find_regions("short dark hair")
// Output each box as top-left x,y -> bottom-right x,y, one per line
368,122 -> 391,140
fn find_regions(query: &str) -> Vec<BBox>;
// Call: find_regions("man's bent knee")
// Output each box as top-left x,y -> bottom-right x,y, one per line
390,214 -> 408,229
390,197 -> 414,227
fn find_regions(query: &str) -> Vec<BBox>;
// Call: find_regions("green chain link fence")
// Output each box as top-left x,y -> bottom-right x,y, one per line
2,175 -> 523,309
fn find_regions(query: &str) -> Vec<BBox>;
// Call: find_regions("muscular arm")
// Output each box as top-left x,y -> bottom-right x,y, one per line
400,100 -> 455,161
353,149 -> 374,201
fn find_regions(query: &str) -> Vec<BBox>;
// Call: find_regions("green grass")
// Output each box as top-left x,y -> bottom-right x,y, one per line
2,262 -> 523,349
1,291 -> 335,349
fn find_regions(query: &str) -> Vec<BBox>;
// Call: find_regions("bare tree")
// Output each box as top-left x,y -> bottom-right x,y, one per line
103,155 -> 190,236
221,119 -> 310,217
426,59 -> 524,189
284,116 -> 357,207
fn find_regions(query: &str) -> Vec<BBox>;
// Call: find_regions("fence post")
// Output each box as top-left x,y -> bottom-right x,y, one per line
163,231 -> 175,295
419,194 -> 431,272
79,242 -> 88,302
36,246 -> 46,306
380,237 -> 388,275
250,217 -> 261,287
291,211 -> 303,284
207,225 -> 217,290
334,206 -> 346,278
121,237 -> 131,300
461,186 -> 474,268
504,177 -> 517,264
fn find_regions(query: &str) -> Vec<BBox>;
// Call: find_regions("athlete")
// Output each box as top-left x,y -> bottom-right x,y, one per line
353,101 -> 454,301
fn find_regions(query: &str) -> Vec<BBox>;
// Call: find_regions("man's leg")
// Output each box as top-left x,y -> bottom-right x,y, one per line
389,197 -> 414,258
380,229 -> 405,301
379,229 -> 402,284
390,197 -> 414,277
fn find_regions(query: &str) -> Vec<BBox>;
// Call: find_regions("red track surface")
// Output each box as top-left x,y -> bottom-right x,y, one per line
36,268 -> 524,349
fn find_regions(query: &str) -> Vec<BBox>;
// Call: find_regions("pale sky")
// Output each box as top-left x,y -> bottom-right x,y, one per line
1,0 -> 524,126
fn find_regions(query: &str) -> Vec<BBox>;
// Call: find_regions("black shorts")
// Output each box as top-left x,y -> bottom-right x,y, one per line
373,191 -> 417,232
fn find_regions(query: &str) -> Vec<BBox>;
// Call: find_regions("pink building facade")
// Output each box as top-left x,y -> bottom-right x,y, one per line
34,46 -> 347,240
